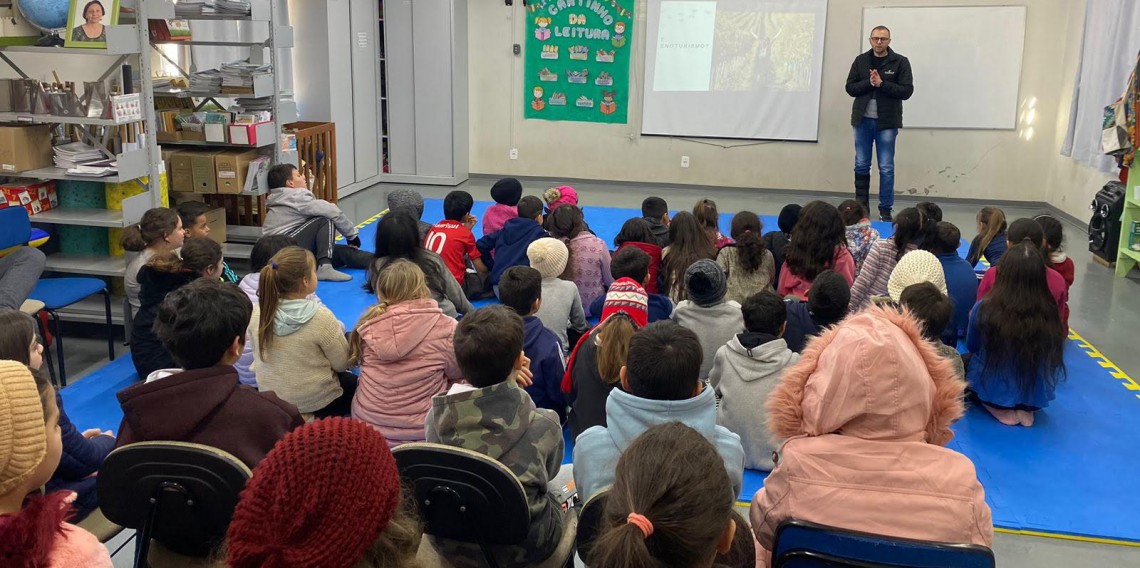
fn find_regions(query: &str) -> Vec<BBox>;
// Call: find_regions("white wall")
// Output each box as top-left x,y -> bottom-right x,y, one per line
468,0 -> 1092,206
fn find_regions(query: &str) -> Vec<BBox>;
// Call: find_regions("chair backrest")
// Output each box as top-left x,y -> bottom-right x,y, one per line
97,441 -> 252,557
773,520 -> 996,568
574,489 -> 609,562
392,442 -> 531,546
0,206 -> 31,250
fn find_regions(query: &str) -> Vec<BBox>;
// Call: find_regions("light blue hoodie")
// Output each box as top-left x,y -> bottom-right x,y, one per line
573,385 -> 745,503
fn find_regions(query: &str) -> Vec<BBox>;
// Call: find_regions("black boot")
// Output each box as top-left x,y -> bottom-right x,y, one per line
854,173 -> 871,213
879,208 -> 892,222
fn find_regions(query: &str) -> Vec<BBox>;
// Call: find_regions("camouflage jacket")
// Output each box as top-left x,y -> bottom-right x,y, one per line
425,380 -> 565,567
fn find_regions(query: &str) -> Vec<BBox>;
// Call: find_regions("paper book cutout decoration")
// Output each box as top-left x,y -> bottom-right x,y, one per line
549,92 -> 567,106
535,17 -> 552,40
539,68 -> 558,82
595,72 -> 613,86
595,49 -> 615,63
612,21 -> 627,47
532,87 -> 546,111
576,96 -> 594,108
600,91 -> 617,115
569,45 -> 589,60
567,69 -> 589,84
542,45 -> 559,59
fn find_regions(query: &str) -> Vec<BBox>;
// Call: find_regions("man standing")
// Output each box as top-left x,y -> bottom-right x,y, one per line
846,26 -> 913,222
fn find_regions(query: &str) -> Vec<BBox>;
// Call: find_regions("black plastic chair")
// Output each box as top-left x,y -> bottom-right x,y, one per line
573,489 -> 609,564
392,442 -> 576,568
773,519 -> 996,568
96,441 -> 251,568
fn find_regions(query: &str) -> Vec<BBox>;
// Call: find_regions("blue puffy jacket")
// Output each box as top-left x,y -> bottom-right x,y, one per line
476,217 -> 548,285
46,391 -> 115,521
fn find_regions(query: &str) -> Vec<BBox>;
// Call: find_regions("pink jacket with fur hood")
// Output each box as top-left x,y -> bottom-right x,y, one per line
350,298 -> 462,446
750,306 -> 993,567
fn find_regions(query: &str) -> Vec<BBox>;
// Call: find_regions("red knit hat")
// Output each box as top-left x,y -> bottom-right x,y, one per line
225,418 -> 402,568
600,277 -> 648,328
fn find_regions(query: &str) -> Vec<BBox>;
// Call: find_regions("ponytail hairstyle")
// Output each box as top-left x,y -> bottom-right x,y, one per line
595,313 -> 638,384
146,237 -> 222,275
978,242 -> 1066,397
838,199 -> 866,226
916,202 -> 943,252
1006,218 -> 1046,255
614,217 -> 656,249
663,212 -> 716,301
692,198 -> 721,245
547,205 -> 587,279
257,246 -> 316,357
587,422 -> 735,568
975,206 -> 1007,257
891,208 -> 923,261
728,211 -> 766,274
1034,214 -> 1065,258
349,259 -> 430,363
784,201 -> 846,281
120,207 -> 180,252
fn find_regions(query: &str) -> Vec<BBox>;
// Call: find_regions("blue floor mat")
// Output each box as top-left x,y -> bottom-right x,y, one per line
61,198 -> 1121,542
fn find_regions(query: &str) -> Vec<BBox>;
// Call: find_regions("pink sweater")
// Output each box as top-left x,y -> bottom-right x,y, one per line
350,298 -> 462,445
481,203 -> 518,236
777,246 -> 856,300
567,233 -> 614,313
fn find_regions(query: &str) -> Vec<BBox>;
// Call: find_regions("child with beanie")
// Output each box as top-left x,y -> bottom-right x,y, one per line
784,270 -> 850,353
224,417 -> 422,568
886,250 -> 948,306
529,237 -> 589,354
641,196 -> 672,247
563,278 -> 649,438
712,291 -> 800,471
477,196 -> 549,288
0,361 -> 114,567
500,266 -> 568,421
427,306 -> 568,567
762,203 -> 802,281
899,282 -> 964,379
543,185 -> 579,213
547,205 -> 613,315
589,246 -> 674,323
671,259 -> 745,380
117,279 -> 303,468
483,177 -> 523,236
386,188 -> 432,240
350,260 -> 462,446
573,321 -> 744,503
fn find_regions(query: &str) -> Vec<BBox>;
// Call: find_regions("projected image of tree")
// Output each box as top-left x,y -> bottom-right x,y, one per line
710,11 -> 814,92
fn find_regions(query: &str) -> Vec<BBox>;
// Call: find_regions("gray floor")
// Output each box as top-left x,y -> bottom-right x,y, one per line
60,178 -> 1139,566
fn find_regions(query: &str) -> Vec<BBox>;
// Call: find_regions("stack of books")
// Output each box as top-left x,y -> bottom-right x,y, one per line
53,142 -> 116,176
188,69 -> 223,94
217,0 -> 253,16
220,62 -> 272,94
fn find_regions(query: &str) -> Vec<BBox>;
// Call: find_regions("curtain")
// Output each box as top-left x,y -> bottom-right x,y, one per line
1061,0 -> 1140,171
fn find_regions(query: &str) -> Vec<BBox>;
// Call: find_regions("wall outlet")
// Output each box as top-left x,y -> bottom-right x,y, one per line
509,148 -> 519,160
681,155 -> 690,168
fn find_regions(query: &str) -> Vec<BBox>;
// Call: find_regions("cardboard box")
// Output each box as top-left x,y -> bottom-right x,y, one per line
1,180 -> 57,216
169,150 -> 194,193
190,150 -> 222,193
0,124 -> 52,173
204,206 -> 226,244
214,149 -> 260,194
228,122 -> 267,146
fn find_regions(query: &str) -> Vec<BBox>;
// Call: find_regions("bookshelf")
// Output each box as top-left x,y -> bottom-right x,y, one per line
1116,165 -> 1140,277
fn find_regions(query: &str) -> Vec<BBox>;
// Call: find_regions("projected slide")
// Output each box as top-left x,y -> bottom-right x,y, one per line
643,0 -> 828,140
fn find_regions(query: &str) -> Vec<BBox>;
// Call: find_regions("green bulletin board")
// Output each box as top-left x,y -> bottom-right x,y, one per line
524,0 -> 635,124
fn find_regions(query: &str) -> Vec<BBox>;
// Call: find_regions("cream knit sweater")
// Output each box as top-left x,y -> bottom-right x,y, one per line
248,304 -> 352,413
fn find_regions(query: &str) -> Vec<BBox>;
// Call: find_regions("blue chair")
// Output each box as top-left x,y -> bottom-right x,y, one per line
29,277 -> 115,387
772,520 -> 995,568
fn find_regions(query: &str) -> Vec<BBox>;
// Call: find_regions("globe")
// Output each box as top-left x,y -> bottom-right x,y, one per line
16,0 -> 72,33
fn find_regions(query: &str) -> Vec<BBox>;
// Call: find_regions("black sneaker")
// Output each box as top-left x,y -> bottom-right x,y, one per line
880,210 -> 892,222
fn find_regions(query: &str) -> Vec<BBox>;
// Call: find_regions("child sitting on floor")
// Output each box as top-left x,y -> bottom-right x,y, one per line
497,266 -> 567,421
542,184 -> 578,213
131,237 -> 224,380
121,207 -> 183,311
1035,214 -> 1075,291
763,203 -> 801,282
528,238 -> 589,354
477,196 -> 549,289
693,198 -> 733,249
783,270 -> 851,353
176,200 -> 238,282
966,206 -> 1007,268
641,196 -> 671,247
350,259 -> 461,446
426,305 -> 567,567
717,211 -> 775,304
369,211 -> 474,319
386,188 -> 432,240
850,207 -> 922,310
931,222 -> 978,343
976,218 -> 1069,330
589,247 -> 674,323
886,249 -> 947,307
0,361 -> 113,567
585,423 -> 739,568
662,212 -> 717,302
967,242 -> 1066,427
425,190 -> 489,297
614,218 -> 663,294
671,259 -> 744,380
117,279 -> 303,468
778,201 -> 854,300
547,205 -> 613,315
840,199 -> 879,278
483,177 -> 523,236
712,290 -> 799,471
250,246 -> 355,417
899,282 -> 964,379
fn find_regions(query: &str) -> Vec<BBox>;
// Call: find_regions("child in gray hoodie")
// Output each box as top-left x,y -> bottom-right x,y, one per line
671,259 -> 744,380
712,290 -> 799,471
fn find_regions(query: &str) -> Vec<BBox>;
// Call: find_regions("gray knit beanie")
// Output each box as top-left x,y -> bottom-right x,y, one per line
387,189 -> 425,220
685,259 -> 727,307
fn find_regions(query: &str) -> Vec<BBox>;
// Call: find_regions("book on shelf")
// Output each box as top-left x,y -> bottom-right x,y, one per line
148,20 -> 192,42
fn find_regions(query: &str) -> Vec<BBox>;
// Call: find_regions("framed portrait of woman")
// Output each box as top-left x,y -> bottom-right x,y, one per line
64,0 -> 121,49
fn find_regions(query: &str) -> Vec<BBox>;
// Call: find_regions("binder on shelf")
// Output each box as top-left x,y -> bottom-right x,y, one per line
228,121 -> 269,146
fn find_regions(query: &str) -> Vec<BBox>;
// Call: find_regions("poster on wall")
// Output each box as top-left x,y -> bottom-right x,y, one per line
524,0 -> 634,124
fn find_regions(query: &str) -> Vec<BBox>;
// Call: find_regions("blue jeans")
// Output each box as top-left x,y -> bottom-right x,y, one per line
854,117 -> 897,211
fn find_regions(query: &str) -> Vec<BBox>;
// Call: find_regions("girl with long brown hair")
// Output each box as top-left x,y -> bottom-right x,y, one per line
120,207 -> 183,310
662,212 -> 717,302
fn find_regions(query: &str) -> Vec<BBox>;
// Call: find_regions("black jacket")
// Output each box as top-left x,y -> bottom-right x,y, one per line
131,266 -> 197,379
846,48 -> 914,129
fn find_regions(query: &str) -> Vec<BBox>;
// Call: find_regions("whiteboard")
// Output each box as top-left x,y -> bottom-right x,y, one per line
862,6 -> 1026,129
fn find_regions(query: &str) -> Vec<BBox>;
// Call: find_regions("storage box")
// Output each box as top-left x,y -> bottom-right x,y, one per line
0,180 -> 57,216
214,149 -> 260,194
169,150 -> 194,193
0,124 -> 52,173
204,206 -> 226,244
190,150 -> 222,193
228,122 -> 268,146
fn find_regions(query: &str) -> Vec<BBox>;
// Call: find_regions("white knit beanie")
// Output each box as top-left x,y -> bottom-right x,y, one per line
0,361 -> 46,495
888,250 -> 948,302
527,238 -> 569,279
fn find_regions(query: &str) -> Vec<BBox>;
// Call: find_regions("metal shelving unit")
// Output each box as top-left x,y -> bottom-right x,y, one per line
0,8 -> 162,279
